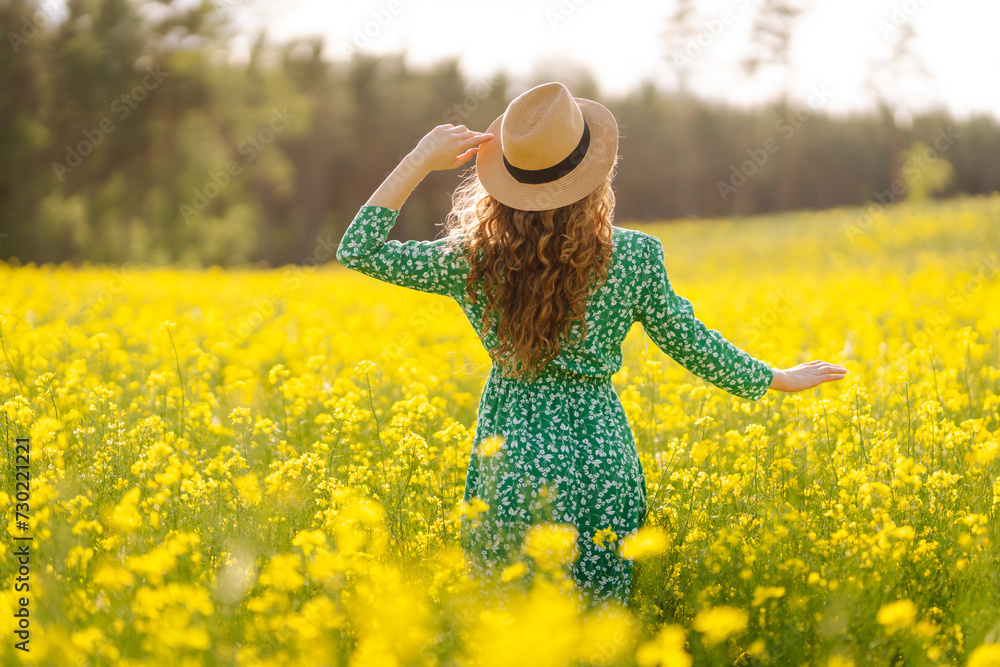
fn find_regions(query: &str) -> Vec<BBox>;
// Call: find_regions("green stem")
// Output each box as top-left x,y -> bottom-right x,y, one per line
46,384 -> 60,421
0,323 -> 24,395
366,370 -> 384,458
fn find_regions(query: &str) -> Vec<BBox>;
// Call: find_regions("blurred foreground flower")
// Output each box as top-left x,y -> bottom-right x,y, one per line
636,624 -> 692,667
477,434 -> 505,456
877,599 -> 917,632
752,585 -> 786,607
619,525 -> 668,560
693,605 -> 749,646
968,643 -> 1000,667
522,522 -> 580,571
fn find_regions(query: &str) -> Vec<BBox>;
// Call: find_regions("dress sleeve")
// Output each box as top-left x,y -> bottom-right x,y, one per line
336,205 -> 468,299
633,233 -> 773,400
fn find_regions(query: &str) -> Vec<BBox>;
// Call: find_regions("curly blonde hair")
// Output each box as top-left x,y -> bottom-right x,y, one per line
443,169 -> 616,381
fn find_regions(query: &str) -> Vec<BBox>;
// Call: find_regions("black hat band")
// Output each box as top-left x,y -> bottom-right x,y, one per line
502,120 -> 591,185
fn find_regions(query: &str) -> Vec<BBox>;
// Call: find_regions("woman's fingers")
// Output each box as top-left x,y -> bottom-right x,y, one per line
777,360 -> 848,392
452,146 -> 482,166
444,132 -> 492,167
412,126 -> 492,171
458,131 -> 493,149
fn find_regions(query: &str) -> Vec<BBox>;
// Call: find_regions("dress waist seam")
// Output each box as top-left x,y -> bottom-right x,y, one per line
487,364 -> 613,385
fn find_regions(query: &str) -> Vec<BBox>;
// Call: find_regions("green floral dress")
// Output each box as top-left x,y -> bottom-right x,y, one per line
337,205 -> 773,610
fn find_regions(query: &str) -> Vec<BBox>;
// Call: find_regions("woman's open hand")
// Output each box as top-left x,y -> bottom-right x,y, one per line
408,124 -> 493,172
365,124 -> 493,210
769,361 -> 848,392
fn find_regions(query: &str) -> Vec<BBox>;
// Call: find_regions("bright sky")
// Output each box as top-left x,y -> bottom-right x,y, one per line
229,0 -> 1000,120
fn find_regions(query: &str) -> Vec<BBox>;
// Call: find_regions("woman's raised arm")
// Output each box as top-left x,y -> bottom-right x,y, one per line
365,124 -> 493,210
335,125 -> 493,297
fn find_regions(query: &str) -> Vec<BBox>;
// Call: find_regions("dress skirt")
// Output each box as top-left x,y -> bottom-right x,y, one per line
459,363 -> 648,609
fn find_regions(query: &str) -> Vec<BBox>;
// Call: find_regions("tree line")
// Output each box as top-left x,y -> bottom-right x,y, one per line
2,0 -> 998,266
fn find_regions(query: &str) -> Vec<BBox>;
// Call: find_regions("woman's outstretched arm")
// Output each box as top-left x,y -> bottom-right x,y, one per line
634,232 -> 847,398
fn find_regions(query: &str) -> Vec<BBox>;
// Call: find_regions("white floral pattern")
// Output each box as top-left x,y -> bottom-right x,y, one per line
337,205 -> 773,609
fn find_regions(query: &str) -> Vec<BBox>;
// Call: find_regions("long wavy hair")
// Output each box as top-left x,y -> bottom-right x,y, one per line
443,168 -> 616,381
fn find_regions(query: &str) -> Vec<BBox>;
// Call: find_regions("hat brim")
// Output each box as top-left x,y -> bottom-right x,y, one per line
475,97 -> 619,212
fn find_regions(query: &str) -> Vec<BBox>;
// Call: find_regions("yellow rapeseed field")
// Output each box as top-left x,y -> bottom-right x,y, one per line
2,195 -> 999,666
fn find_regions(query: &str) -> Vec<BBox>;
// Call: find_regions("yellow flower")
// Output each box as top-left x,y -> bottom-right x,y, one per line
258,553 -> 305,591
968,643 -> 1000,667
636,624 -> 692,667
66,545 -> 94,570
501,562 -> 528,582
353,360 -> 377,376
456,497 -> 489,525
267,363 -> 291,385
876,599 -> 917,632
292,529 -> 327,557
1,396 -> 34,427
693,606 -> 749,646
133,583 -> 213,650
126,545 -> 178,585
235,473 -> 262,507
522,522 -> 580,571
93,560 -> 135,590
477,434 -> 505,457
912,620 -> 939,638
593,526 -> 619,549
619,525 -> 669,560
575,607 -> 637,665
752,585 -> 786,607
827,656 -> 855,667
229,406 -> 252,426
973,438 -> 999,465
109,487 -> 142,534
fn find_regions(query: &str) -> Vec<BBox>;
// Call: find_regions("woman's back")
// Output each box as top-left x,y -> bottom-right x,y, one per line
340,206 -> 773,399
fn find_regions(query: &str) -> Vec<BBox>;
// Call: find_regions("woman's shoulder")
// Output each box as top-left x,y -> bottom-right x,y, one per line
612,226 -> 660,256
612,225 -> 658,240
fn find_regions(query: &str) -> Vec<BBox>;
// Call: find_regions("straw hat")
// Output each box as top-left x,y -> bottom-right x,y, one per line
476,82 -> 619,211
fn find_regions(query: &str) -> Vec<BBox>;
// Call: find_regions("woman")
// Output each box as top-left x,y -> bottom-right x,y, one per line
337,82 -> 847,610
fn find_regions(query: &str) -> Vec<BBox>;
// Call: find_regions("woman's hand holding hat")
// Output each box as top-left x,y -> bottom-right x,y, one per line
365,124 -> 492,210
409,124 -> 494,172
